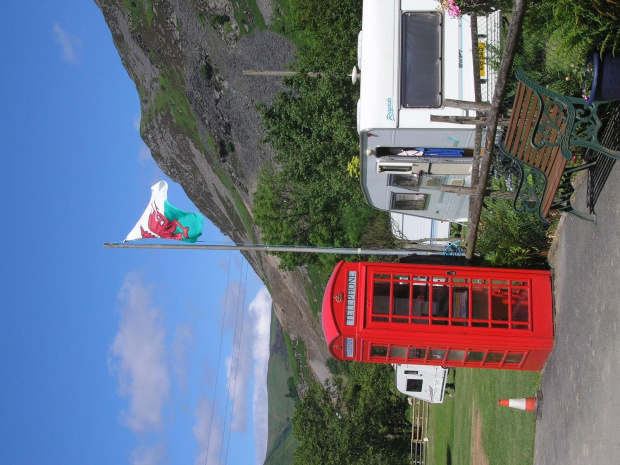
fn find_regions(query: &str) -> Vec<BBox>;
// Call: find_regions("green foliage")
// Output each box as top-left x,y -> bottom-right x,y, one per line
292,363 -> 410,465
452,0 -> 512,16
285,376 -> 300,403
476,178 -> 551,268
549,0 -> 620,57
346,156 -> 360,180
200,62 -> 214,81
205,133 -> 217,154
304,265 -> 327,317
457,0 -> 619,59
230,0 -> 267,36
123,0 -> 155,28
325,358 -> 355,377
506,0 -> 620,101
210,14 -> 231,26
254,73 -> 389,271
288,0 -> 361,73
270,0 -> 311,47
325,357 -> 341,376
154,70 -> 197,138
212,163 -> 256,242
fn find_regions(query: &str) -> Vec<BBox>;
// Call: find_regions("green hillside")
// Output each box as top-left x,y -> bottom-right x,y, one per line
264,312 -> 299,464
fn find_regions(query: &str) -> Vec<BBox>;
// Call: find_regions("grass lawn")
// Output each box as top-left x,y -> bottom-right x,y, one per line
428,368 -> 540,465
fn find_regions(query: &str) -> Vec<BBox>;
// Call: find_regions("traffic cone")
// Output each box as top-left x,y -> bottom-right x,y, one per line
498,390 -> 543,420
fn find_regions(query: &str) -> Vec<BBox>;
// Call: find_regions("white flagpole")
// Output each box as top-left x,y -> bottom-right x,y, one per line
103,242 -> 441,256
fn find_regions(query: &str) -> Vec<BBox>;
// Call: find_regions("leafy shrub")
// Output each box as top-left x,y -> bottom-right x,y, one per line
476,178 -> 552,268
210,14 -> 230,26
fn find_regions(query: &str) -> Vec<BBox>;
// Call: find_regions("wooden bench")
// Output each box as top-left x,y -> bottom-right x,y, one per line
497,69 -> 619,222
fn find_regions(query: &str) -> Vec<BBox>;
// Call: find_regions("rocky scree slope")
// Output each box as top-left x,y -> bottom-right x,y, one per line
94,0 -> 331,383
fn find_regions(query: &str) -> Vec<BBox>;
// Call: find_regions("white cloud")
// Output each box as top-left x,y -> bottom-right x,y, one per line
193,394 -> 224,465
225,336 -> 253,432
52,22 -> 81,65
249,288 -> 272,464
220,280 -> 244,330
129,445 -> 166,465
172,323 -> 195,393
221,278 -> 256,433
109,274 -> 171,433
224,286 -> 271,460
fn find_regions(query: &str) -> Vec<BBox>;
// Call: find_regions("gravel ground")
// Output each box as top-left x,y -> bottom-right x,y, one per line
535,112 -> 620,464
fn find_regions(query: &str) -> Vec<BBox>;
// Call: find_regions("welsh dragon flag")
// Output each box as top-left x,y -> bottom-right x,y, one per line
125,181 -> 203,242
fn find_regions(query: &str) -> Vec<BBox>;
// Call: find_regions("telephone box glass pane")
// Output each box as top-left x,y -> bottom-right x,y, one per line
393,282 -> 411,316
390,346 -> 407,358
486,352 -> 505,363
466,351 -> 485,362
432,284 -> 450,324
512,289 -> 530,323
370,346 -> 388,357
491,286 -> 509,327
453,287 -> 469,320
429,348 -> 446,360
447,350 -> 466,361
412,284 -> 430,323
409,347 -> 427,359
505,353 -> 524,364
472,287 -> 490,324
372,281 -> 390,315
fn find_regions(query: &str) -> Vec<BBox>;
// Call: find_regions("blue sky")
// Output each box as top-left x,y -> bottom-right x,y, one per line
0,2 -> 271,465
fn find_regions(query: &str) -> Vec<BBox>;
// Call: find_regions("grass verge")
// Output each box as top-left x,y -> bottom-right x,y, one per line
428,368 -> 540,465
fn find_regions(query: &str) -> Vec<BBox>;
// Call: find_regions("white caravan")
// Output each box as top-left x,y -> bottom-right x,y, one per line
358,0 -> 489,221
394,364 -> 449,403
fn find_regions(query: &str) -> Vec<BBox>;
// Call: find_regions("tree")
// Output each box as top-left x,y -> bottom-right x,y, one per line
289,0 -> 362,73
291,364 -> 410,465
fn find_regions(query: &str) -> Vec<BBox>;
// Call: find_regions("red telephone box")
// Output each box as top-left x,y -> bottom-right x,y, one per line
322,261 -> 554,371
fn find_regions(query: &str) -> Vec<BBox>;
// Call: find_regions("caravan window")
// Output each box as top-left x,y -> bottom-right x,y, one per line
406,379 -> 423,392
401,12 -> 443,108
392,193 -> 428,211
389,174 -> 421,191
377,160 -> 429,175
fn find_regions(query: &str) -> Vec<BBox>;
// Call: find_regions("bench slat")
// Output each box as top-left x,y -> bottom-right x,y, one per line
540,156 -> 567,218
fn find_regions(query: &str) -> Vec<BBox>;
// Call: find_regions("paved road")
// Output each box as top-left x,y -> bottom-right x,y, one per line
534,151 -> 620,462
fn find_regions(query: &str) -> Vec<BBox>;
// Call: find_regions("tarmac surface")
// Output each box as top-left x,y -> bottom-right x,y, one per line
534,110 -> 620,464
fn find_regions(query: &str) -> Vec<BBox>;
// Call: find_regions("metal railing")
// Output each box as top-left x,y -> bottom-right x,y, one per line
477,10 -> 502,103
410,398 -> 430,465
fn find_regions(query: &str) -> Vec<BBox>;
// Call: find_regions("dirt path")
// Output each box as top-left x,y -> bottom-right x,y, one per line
470,403 -> 490,465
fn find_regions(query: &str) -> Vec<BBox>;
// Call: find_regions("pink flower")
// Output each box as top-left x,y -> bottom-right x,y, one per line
447,1 -> 461,16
